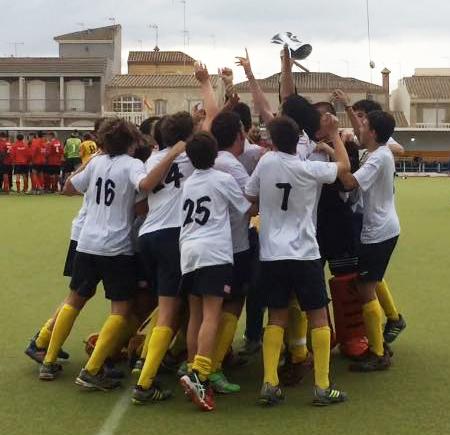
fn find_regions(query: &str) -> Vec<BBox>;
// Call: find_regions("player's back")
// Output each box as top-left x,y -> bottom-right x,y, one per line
250,151 -> 337,261
180,168 -> 249,273
75,154 -> 145,256
139,148 -> 194,236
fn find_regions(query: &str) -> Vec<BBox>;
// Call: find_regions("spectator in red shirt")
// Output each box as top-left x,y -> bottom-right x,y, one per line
11,134 -> 30,193
0,132 -> 13,194
30,131 -> 48,194
46,132 -> 63,192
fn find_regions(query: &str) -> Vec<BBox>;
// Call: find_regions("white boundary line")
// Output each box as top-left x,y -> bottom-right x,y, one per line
96,391 -> 130,435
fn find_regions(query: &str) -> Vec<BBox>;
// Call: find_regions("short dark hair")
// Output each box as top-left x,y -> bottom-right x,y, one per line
140,116 -> 160,136
97,118 -> 141,157
0,132 -> 7,138
267,116 -> 300,154
186,132 -> 218,169
352,99 -> 382,114
94,117 -> 108,133
232,102 -> 252,132
281,94 -> 320,139
211,112 -> 242,150
37,131 -> 44,138
83,133 -> 92,141
161,111 -> 194,148
133,144 -> 152,162
153,115 -> 169,148
17,134 -> 24,141
48,131 -> 55,138
367,111 -> 396,144
314,101 -> 337,116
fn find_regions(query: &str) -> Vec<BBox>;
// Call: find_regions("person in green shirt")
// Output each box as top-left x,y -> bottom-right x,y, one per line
63,131 -> 82,184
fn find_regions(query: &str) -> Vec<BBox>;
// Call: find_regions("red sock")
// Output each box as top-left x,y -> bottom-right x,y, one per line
31,173 -> 37,190
38,173 -> 44,190
2,175 -> 9,193
16,178 -> 20,192
23,175 -> 28,192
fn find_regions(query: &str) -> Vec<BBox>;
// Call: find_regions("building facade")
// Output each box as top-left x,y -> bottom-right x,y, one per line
0,25 -> 121,128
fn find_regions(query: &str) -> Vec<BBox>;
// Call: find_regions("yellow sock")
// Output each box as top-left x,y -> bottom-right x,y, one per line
192,355 -> 212,381
263,325 -> 284,387
211,312 -> 238,372
109,316 -> 140,359
363,300 -> 384,357
137,326 -> 173,389
44,304 -> 79,363
376,279 -> 399,321
187,362 -> 193,372
140,308 -> 159,359
311,326 -> 331,390
85,314 -> 127,375
288,307 -> 308,364
35,318 -> 53,349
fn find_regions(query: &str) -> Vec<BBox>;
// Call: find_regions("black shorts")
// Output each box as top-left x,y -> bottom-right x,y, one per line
63,239 -> 78,277
180,264 -> 233,298
31,165 -> 45,172
139,228 -> 181,297
358,236 -> 398,282
70,252 -> 137,301
230,250 -> 252,297
47,165 -> 61,176
260,259 -> 329,311
14,165 -> 29,175
65,158 -> 81,173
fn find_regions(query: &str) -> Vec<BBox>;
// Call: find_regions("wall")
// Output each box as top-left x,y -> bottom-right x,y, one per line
392,82 -> 411,124
59,42 -> 113,60
105,85 -> 223,114
127,64 -> 194,75
393,130 -> 450,151
84,80 -> 101,112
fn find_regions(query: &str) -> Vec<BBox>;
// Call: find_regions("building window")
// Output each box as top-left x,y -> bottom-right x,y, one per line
423,107 -> 447,126
27,80 -> 45,112
66,80 -> 85,112
155,99 -> 167,116
112,96 -> 142,113
0,80 -> 10,111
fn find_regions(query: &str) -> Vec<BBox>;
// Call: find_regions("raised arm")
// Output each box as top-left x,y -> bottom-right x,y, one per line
235,49 -> 274,124
219,67 -> 235,101
332,89 -> 363,141
138,141 -> 186,192
194,62 -> 219,132
280,44 -> 295,101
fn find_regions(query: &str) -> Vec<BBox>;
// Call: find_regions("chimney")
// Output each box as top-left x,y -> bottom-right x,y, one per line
381,68 -> 391,111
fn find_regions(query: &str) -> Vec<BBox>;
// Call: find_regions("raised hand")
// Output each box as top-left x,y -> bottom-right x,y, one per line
219,67 -> 234,84
235,48 -> 253,78
321,112 -> 340,137
194,61 -> 210,84
332,89 -> 351,107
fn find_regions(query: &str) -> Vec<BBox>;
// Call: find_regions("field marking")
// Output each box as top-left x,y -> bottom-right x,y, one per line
96,391 -> 130,435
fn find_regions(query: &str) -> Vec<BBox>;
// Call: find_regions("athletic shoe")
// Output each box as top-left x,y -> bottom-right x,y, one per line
257,383 -> 284,406
177,361 -> 188,378
209,371 -> 240,394
237,339 -> 261,357
180,372 -> 215,411
279,355 -> 313,386
313,385 -> 348,406
58,348 -> 70,360
75,368 -> 121,391
161,351 -> 180,373
132,383 -> 172,405
25,340 -> 46,364
132,358 -> 145,377
383,314 -> 406,343
103,364 -> 125,379
39,362 -> 62,381
349,350 -> 391,372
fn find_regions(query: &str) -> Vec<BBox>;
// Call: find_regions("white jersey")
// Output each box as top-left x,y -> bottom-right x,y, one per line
180,168 -> 251,274
354,145 -> 400,244
245,151 -> 337,261
70,196 -> 88,242
296,132 -> 316,161
238,139 -> 263,174
214,150 -> 250,254
71,154 -> 147,256
139,149 -> 194,236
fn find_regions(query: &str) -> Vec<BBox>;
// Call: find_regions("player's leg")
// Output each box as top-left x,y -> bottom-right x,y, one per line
296,259 -> 347,406
23,168 -> 29,192
31,168 -> 38,193
14,167 -> 20,192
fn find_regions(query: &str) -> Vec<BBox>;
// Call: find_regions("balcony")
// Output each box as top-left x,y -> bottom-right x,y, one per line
415,122 -> 450,129
103,111 -> 146,126
0,99 -> 100,114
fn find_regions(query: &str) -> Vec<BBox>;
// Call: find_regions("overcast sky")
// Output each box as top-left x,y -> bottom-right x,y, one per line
1,0 -> 449,89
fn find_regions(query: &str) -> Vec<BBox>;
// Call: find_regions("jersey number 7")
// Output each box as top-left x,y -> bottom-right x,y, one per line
276,183 -> 292,211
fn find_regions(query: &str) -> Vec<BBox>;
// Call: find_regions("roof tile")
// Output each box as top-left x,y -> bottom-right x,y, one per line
128,51 -> 195,65
403,76 -> 450,100
54,25 -> 121,41
107,74 -> 219,88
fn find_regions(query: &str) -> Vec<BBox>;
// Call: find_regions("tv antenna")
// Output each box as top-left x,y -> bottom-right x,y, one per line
149,24 -> 159,50
9,42 -> 24,57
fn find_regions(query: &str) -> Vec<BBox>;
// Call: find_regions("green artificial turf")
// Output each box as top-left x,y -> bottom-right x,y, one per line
1,178 -> 449,435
